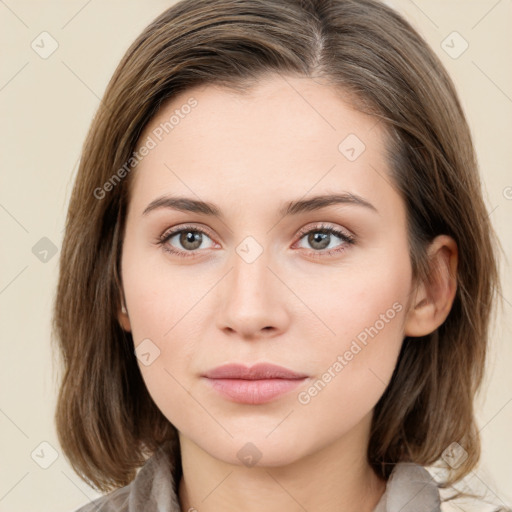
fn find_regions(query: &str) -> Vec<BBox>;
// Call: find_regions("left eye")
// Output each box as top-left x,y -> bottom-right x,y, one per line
295,225 -> 355,254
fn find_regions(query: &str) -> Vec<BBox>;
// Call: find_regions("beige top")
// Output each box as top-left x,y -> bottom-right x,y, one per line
73,442 -> 508,512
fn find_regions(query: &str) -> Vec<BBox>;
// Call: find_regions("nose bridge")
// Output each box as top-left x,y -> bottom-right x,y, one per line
218,235 -> 288,336
230,236 -> 274,305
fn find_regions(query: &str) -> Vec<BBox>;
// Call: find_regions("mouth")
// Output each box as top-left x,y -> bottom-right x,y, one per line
202,362 -> 309,405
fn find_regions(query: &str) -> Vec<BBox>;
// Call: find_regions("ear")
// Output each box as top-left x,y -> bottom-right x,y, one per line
117,295 -> 132,332
404,235 -> 458,337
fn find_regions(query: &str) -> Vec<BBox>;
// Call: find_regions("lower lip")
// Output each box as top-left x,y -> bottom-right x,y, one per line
205,377 -> 307,404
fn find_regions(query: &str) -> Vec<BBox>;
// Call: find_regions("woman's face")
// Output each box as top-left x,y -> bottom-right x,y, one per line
120,74 -> 416,467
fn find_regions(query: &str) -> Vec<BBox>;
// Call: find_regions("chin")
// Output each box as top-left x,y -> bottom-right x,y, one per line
188,428 -> 314,469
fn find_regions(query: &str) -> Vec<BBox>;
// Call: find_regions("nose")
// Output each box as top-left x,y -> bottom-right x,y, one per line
216,244 -> 290,340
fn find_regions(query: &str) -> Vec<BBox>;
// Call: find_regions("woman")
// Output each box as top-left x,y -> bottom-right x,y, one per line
53,0 -> 509,510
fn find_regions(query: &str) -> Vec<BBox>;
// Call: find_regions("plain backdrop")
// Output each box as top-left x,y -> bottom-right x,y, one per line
0,1 -> 511,511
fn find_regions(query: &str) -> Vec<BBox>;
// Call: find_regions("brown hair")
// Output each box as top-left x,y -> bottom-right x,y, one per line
53,0 -> 500,494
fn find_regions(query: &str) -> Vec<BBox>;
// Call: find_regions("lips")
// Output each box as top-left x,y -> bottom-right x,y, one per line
203,362 -> 308,380
202,363 -> 308,405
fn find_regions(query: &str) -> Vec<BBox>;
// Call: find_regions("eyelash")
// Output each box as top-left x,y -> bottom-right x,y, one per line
156,223 -> 356,260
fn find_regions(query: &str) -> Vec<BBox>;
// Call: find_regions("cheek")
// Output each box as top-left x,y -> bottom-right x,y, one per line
292,279 -> 408,448
295,248 -> 411,407
121,234 -> 206,339
120,240 -> 210,423
313,244 -> 411,350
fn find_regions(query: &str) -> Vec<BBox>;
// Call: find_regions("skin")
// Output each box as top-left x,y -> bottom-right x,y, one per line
118,73 -> 457,512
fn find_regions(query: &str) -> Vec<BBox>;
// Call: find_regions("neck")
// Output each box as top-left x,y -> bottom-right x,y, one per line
177,416 -> 386,512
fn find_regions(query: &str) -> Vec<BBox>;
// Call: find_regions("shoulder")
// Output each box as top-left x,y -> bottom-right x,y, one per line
436,467 -> 512,512
375,463 -> 511,512
375,463 -> 441,511
440,493 -> 511,512
442,501 -> 511,512
72,484 -> 131,512
71,440 -> 181,512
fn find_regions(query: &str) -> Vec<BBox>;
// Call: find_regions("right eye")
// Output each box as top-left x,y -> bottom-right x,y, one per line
157,224 -> 217,258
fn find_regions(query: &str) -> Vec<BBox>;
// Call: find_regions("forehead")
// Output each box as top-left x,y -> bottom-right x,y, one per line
128,74 -> 395,218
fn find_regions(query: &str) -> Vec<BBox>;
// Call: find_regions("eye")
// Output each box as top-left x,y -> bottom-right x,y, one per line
294,223 -> 355,258
157,224 -> 216,258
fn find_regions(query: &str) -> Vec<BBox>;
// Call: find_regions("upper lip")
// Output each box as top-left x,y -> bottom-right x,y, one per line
203,363 -> 308,380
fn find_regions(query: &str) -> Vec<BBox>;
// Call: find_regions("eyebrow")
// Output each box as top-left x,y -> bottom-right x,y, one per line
142,192 -> 378,218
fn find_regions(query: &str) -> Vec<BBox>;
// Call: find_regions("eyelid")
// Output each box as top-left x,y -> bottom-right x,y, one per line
294,222 -> 355,242
159,223 -> 217,242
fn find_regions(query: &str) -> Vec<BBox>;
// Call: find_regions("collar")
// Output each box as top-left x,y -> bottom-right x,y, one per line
90,440 -> 441,512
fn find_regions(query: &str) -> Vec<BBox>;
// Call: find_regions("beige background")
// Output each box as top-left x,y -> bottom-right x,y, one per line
0,1 -> 511,511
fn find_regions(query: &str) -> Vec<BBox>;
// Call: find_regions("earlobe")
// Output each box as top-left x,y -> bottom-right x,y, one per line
404,235 -> 458,337
118,301 -> 132,332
